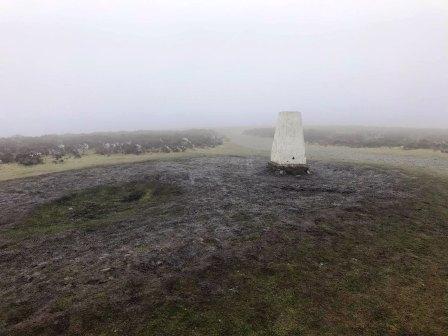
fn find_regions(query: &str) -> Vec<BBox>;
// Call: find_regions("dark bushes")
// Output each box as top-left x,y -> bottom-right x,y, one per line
0,129 -> 223,165
243,126 -> 448,152
0,152 -> 15,164
15,153 -> 43,166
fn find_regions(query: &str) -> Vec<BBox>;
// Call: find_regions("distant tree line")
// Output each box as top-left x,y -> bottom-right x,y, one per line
243,126 -> 448,153
0,129 -> 223,166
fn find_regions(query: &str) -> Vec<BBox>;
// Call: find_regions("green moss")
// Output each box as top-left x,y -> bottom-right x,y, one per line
6,180 -> 178,239
53,295 -> 76,312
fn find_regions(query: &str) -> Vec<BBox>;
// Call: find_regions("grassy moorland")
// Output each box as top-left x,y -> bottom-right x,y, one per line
0,142 -> 258,182
243,125 -> 448,152
0,129 -> 228,180
0,129 -> 223,163
222,127 -> 448,178
4,126 -> 448,182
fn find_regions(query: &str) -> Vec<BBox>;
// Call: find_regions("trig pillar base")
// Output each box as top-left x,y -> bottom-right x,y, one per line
268,161 -> 310,175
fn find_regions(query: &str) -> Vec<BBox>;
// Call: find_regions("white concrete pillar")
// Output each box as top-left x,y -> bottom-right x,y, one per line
270,111 -> 306,166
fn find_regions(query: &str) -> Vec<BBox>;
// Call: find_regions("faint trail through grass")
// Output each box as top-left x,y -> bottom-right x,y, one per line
221,127 -> 448,177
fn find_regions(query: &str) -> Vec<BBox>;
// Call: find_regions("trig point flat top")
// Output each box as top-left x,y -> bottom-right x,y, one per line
269,111 -> 308,174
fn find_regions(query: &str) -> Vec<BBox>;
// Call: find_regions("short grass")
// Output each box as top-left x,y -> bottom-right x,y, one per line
0,142 -> 258,182
5,180 -> 179,239
220,128 -> 448,178
222,127 -> 448,158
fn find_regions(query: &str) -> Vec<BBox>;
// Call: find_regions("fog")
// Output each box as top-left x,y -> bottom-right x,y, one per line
0,0 -> 447,136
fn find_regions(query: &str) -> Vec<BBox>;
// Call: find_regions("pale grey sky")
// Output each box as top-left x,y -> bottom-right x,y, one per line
0,0 -> 447,136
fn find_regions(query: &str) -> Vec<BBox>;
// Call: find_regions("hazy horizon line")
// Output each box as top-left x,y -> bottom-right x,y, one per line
2,123 -> 448,139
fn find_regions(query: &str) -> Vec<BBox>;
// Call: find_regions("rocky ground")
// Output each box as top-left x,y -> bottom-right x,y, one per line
0,156 -> 447,335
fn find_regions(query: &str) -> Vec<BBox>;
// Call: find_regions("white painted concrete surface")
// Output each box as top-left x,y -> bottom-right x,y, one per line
270,111 -> 306,165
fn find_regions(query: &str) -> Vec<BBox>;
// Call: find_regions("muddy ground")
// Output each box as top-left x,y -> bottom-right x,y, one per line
0,156 -> 446,335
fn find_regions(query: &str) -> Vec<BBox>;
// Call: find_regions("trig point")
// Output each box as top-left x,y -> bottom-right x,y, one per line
269,111 -> 309,175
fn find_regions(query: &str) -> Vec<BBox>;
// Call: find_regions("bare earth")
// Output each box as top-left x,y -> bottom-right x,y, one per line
0,156 -> 428,335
